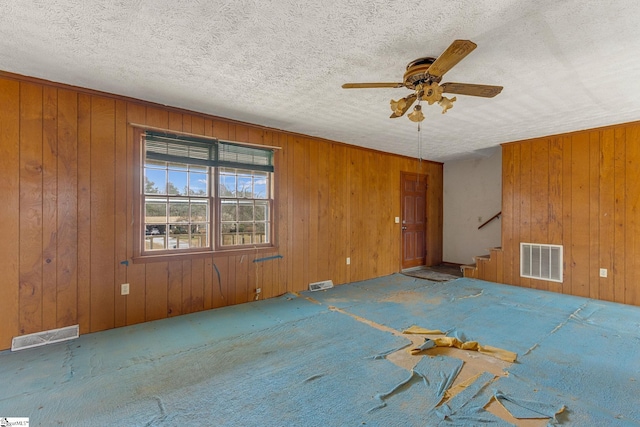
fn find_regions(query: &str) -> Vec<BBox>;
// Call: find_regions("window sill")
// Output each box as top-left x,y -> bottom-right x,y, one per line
132,245 -> 278,264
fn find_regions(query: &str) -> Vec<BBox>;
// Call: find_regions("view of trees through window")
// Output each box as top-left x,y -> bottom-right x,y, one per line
143,159 -> 271,251
219,167 -> 269,246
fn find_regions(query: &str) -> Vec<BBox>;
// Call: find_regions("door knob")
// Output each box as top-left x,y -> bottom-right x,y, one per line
402,226 -> 407,230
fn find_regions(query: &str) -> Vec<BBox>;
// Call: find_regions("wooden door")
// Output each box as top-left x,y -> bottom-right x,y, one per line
401,172 -> 427,269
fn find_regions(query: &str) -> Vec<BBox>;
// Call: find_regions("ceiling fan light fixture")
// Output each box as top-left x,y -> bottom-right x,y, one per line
390,98 -> 406,115
408,104 -> 425,122
438,96 -> 456,114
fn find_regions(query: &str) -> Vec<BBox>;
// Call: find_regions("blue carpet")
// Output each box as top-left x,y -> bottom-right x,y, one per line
306,274 -> 640,426
1,292 -> 459,427
3,274 -> 640,426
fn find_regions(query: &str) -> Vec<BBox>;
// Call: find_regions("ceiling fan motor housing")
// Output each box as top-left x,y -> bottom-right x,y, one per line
403,57 -> 441,89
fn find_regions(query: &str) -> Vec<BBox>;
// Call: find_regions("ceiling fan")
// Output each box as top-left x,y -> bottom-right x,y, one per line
342,40 -> 502,122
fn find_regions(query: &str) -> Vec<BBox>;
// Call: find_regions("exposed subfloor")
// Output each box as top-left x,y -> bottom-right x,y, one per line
1,274 -> 638,426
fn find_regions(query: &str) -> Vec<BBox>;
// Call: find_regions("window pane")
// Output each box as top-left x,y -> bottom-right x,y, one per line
255,201 -> 268,221
254,222 -> 266,244
221,222 -> 238,246
168,171 -> 187,195
217,168 -> 272,248
219,173 -> 236,197
237,222 -> 252,233
191,200 -> 208,222
238,203 -> 254,221
145,234 -> 166,250
221,201 -> 237,221
253,172 -> 269,198
191,224 -> 208,248
238,174 -> 252,198
169,199 -> 190,221
145,224 -> 166,235
189,173 -> 208,195
145,200 -> 167,222
145,169 -> 166,194
169,225 -> 190,249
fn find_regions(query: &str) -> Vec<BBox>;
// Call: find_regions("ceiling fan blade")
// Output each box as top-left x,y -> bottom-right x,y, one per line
427,40 -> 477,79
342,82 -> 405,89
390,94 -> 417,118
441,82 -> 503,98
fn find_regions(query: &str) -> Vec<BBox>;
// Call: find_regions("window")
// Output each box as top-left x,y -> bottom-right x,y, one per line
137,130 -> 275,256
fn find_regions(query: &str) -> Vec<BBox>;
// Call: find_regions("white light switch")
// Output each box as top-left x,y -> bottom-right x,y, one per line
599,268 -> 607,278
121,283 -> 130,295
394,217 -> 400,224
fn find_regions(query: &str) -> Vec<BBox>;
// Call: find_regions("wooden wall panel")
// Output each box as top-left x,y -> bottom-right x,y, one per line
55,89 -> 79,328
519,141 -> 532,288
307,139 -> 319,285
501,145 -> 515,284
625,125 -> 640,306
167,260 -> 183,316
613,127 -> 626,303
114,99 -> 128,328
560,135 -> 573,295
42,87 -> 58,331
19,83 -> 44,335
498,121 -> 640,306
89,97 -> 116,332
77,93 -> 92,334
547,137 -> 563,294
0,78 -> 20,344
588,131 -> 600,300
426,161 -> 444,267
0,72 -> 443,350
530,139 -> 549,291
349,148 -> 365,283
598,128 -> 615,302
570,132 -> 590,298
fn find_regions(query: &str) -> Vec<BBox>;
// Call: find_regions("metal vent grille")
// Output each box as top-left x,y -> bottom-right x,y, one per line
520,243 -> 563,282
12,325 -> 79,351
309,280 -> 334,292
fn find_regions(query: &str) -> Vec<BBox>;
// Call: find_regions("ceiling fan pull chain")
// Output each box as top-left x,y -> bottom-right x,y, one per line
418,122 -> 422,162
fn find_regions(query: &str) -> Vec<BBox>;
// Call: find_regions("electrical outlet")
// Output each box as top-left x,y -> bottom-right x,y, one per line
346,257 -> 351,265
256,288 -> 261,294
599,268 -> 607,278
121,283 -> 130,295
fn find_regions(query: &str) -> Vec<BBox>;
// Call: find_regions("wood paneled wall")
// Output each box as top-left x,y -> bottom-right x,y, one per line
0,73 -> 443,350
500,121 -> 640,306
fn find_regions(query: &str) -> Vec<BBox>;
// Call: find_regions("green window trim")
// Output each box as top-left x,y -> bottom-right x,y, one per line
145,131 -> 274,172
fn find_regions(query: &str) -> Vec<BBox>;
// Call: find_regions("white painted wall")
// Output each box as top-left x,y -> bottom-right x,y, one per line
443,147 -> 502,265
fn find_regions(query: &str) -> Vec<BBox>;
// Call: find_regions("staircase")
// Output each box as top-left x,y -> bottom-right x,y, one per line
461,247 -> 503,282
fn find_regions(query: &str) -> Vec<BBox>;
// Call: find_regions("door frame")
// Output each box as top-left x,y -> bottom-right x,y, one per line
400,171 -> 428,270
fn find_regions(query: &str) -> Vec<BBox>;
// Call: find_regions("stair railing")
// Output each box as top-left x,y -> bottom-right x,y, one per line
478,211 -> 501,230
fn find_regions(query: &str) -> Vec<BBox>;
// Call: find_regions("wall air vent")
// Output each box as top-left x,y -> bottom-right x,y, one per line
309,280 -> 334,292
520,243 -> 563,282
11,325 -> 79,351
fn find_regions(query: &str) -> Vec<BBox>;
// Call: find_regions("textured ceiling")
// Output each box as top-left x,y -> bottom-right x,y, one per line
2,0 -> 640,162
